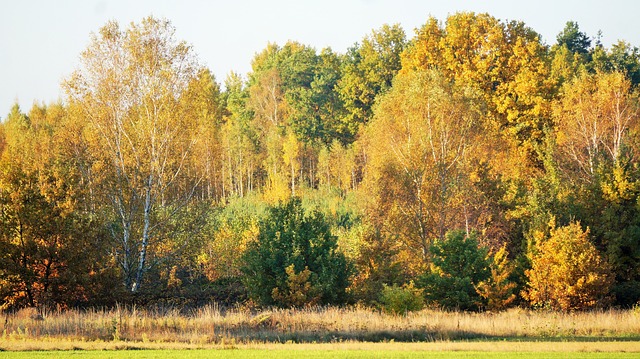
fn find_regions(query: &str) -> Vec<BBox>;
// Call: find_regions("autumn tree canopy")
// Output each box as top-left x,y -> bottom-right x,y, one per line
2,12 -> 640,310
64,17 -> 215,294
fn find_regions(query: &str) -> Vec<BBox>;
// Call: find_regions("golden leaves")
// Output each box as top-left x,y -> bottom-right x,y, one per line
525,222 -> 614,310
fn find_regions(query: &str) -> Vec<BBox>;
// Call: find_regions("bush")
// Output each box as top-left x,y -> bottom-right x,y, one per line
613,281 -> 640,307
349,225 -> 407,305
241,198 -> 351,307
524,222 -> 613,310
476,244 -> 517,311
419,230 -> 490,311
379,282 -> 424,315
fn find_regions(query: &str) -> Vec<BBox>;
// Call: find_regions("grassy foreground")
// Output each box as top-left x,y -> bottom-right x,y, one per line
0,352 -> 637,359
1,306 -> 639,355
0,345 -> 639,359
2,306 -> 639,344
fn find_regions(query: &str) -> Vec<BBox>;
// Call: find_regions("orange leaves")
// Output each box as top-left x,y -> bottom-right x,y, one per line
363,69 -> 481,268
524,222 -> 614,310
476,244 -> 517,311
401,12 -> 552,175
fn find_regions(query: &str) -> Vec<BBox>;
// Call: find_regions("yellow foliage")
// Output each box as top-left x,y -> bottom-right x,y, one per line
401,12 -> 553,178
602,165 -> 638,206
271,264 -> 320,307
363,68 -> 481,269
476,245 -> 516,311
200,222 -> 258,282
524,222 -> 614,311
554,71 -> 638,180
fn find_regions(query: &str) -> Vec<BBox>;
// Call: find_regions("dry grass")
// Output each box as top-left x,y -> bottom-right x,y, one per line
1,305 -> 639,350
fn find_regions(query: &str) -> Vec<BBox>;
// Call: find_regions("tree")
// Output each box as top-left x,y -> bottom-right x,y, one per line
220,72 -> 260,198
550,43 -> 585,87
363,69 -> 481,269
556,21 -> 591,56
337,24 -> 406,142
554,71 -> 639,181
198,196 -> 264,283
349,224 -> 407,305
379,282 -> 424,315
608,41 -> 640,86
0,163 -> 108,309
64,17 -> 208,293
288,47 -> 344,146
282,129 -> 301,196
0,104 -> 112,309
241,198 -> 350,307
524,222 -> 613,310
582,159 -> 640,306
401,12 -> 553,173
184,68 -> 225,201
476,244 -> 517,311
552,68 -> 640,305
0,117 -> 5,155
419,230 -> 490,311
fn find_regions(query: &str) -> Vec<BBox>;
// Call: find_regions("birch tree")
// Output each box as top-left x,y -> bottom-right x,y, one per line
555,71 -> 639,182
64,17 -> 205,293
363,69 -> 480,270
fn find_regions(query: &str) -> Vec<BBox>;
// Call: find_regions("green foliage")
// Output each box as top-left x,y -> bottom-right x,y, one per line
585,160 -> 640,306
556,21 -> 591,55
419,230 -> 490,311
607,41 -> 640,85
199,195 -> 266,282
241,198 -> 351,307
2,13 -> 640,311
337,24 -> 406,142
379,282 -> 424,315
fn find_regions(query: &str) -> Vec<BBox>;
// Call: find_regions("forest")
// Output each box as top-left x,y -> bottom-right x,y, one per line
1,12 -> 640,313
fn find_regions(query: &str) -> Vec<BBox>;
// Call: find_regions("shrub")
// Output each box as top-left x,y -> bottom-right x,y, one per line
476,244 -> 517,311
524,222 -> 613,310
379,282 -> 424,315
349,225 -> 407,305
241,198 -> 351,307
271,264 -> 320,307
419,230 -> 490,311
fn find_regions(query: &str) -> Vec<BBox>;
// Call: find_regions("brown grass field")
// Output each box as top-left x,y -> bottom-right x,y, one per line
1,305 -> 639,351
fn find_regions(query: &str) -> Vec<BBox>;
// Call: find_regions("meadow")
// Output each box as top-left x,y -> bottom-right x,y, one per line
1,305 -> 639,353
1,348 -> 640,359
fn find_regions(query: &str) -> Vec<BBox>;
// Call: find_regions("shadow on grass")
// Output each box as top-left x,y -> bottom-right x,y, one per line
227,329 -> 640,344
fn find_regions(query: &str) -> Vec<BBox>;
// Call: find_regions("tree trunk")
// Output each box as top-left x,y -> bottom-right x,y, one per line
132,176 -> 153,293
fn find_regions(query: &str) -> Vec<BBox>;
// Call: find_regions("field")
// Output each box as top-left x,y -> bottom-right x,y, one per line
1,306 -> 639,356
1,349 -> 640,359
1,344 -> 640,359
1,342 -> 640,358
2,305 -> 640,344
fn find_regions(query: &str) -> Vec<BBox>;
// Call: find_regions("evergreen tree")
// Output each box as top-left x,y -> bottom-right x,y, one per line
419,230 -> 490,311
241,198 -> 351,307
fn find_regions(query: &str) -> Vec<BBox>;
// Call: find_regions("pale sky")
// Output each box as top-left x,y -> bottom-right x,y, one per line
2,0 -> 639,119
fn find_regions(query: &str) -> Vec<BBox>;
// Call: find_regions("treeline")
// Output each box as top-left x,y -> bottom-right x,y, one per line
1,13 -> 639,312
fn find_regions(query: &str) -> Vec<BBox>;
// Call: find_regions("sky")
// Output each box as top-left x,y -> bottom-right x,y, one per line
1,0 -> 639,119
